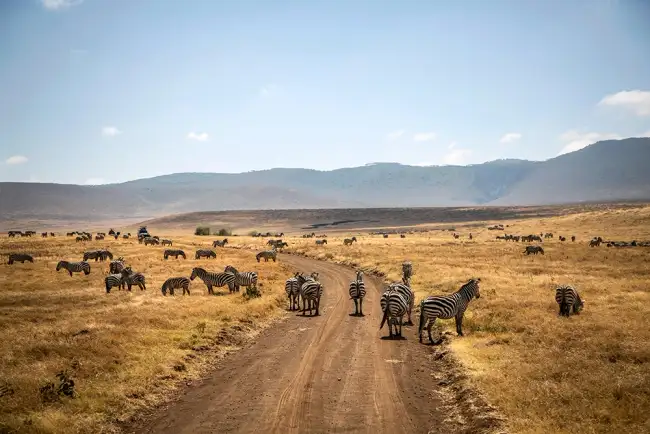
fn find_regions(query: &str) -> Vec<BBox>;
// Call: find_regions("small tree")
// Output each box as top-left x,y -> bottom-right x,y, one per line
216,228 -> 232,236
247,230 -> 259,237
195,226 -> 211,236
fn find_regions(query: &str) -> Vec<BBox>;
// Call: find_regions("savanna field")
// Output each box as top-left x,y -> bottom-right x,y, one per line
1,204 -> 650,433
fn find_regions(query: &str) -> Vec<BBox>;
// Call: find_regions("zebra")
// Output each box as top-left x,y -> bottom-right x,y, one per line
161,239 -> 173,246
105,273 -> 126,293
343,237 -> 357,246
161,277 -> 191,296
109,257 -> 125,274
300,272 -> 323,316
379,279 -> 413,338
95,235 -> 104,241
41,232 -> 48,238
400,234 -> 406,238
349,270 -> 366,315
98,250 -> 113,261
555,285 -> 584,317
120,267 -> 146,291
402,261 -> 413,280
190,267 -> 236,294
256,249 -> 277,262
144,237 -> 159,246
164,249 -> 186,259
285,272 -> 302,311
224,265 -> 258,292
589,238 -> 601,247
571,235 -> 576,242
76,236 -> 85,242
195,249 -> 216,259
315,239 -> 327,246
418,278 -> 481,344
524,245 -> 544,255
56,261 -> 91,276
83,250 -> 103,262
213,238 -> 228,248
8,253 -> 34,265
122,234 -> 130,239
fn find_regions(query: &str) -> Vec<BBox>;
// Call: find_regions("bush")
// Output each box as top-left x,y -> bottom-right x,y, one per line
216,228 -> 232,236
243,286 -> 262,300
247,230 -> 259,237
195,227 -> 210,236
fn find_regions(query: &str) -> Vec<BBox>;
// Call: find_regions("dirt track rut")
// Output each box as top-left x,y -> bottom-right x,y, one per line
131,255 -> 470,434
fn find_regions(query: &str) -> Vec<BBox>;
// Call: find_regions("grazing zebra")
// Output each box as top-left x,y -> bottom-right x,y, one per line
189,267 -> 236,294
343,237 -> 357,246
402,261 -> 413,280
213,238 -> 228,248
418,278 -> 481,344
315,239 -> 327,246
161,277 -> 191,296
99,250 -> 113,261
161,239 -> 173,246
42,232 -> 48,238
571,235 -> 576,242
400,234 -> 406,238
256,249 -> 277,262
105,273 -> 125,293
379,280 -> 412,338
195,249 -> 216,259
524,245 -> 544,255
7,253 -> 34,264
76,236 -> 85,242
109,257 -> 125,274
120,267 -> 146,291
83,250 -> 102,262
224,265 -> 258,292
300,272 -> 323,316
144,237 -> 159,246
349,270 -> 366,315
95,235 -> 104,240
164,249 -> 186,259
555,285 -> 584,317
122,234 -> 130,239
56,261 -> 91,276
285,273 -> 302,311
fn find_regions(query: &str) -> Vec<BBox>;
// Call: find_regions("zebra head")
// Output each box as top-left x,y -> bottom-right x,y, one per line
190,267 -> 202,281
356,270 -> 363,281
310,271 -> 320,281
224,265 -> 238,275
56,260 -> 65,271
463,278 -> 481,299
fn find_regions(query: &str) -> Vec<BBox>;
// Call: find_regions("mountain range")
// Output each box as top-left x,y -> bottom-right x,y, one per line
1,138 -> 649,220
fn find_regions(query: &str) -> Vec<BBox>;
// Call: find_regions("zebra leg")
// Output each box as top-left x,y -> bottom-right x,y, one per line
207,284 -> 213,295
353,298 -> 359,315
455,313 -> 464,336
359,298 -> 363,316
427,319 -> 437,344
68,270 -> 73,277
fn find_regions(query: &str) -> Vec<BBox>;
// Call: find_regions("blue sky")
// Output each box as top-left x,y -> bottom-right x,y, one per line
1,0 -> 649,185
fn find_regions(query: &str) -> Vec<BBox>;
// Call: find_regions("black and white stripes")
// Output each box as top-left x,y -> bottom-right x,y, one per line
162,277 -> 191,296
164,249 -> 186,260
8,253 -> 34,265
120,267 -> 146,291
190,267 -> 236,294
224,265 -> 258,292
285,273 -> 302,310
105,274 -> 125,293
256,249 -> 277,262
349,270 -> 366,315
300,272 -> 323,316
555,285 -> 584,317
56,261 -> 91,276
379,278 -> 413,337
195,249 -> 217,259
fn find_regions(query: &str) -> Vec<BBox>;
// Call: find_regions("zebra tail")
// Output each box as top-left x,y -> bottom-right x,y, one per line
379,297 -> 390,330
418,298 -> 425,336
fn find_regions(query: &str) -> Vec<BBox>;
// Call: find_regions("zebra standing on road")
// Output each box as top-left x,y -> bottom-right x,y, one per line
224,265 -> 258,292
418,278 -> 481,344
190,267 -> 236,294
109,257 -> 125,274
349,270 -> 366,315
164,249 -> 186,259
256,249 -> 277,262
120,267 -> 146,291
161,277 -> 191,296
195,249 -> 217,259
555,285 -> 584,317
105,274 -> 125,293
285,272 -> 302,310
379,279 -> 412,338
7,253 -> 34,264
56,260 -> 91,276
300,272 -> 323,316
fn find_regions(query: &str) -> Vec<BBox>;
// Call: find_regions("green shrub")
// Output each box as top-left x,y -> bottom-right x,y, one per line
216,228 -> 232,236
195,226 -> 210,236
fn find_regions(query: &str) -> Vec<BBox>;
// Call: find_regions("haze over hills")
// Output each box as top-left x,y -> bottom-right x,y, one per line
1,138 -> 649,222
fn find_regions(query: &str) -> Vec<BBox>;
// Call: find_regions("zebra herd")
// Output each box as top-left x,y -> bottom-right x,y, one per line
284,271 -> 324,315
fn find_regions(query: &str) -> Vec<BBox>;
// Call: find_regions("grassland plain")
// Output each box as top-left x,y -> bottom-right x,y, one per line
0,234 -> 290,434
227,205 -> 650,434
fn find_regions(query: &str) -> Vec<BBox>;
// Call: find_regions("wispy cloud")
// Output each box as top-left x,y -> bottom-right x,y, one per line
386,130 -> 405,140
260,84 -> 281,98
70,48 -> 88,55
42,0 -> 83,10
557,130 -> 621,155
6,155 -> 28,165
413,162 -> 435,167
187,132 -> 209,141
413,132 -> 437,142
443,147 -> 473,165
598,90 -> 650,117
499,132 -> 522,144
84,178 -> 107,185
102,126 -> 121,137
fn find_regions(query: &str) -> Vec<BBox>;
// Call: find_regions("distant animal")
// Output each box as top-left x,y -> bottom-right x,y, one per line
83,250 -> 103,262
41,232 -> 48,238
400,234 -> 406,238
144,237 -> 159,246
418,278 -> 481,344
343,237 -> 357,246
122,234 -> 130,239
469,233 -> 473,240
105,274 -> 125,293
571,235 -> 576,242
120,267 -> 146,291
224,265 -> 258,292
300,272 -> 323,316
76,236 -> 85,242
161,239 -> 173,246
349,270 -> 366,315
315,239 -> 328,246
383,234 -> 388,238
589,237 -> 602,247
161,277 -> 191,296
164,249 -> 186,260
256,249 -> 277,262
555,285 -> 584,317
95,235 -> 104,241
559,236 -> 566,242
7,253 -> 34,265
189,267 -> 236,294
212,238 -> 228,248
56,260 -> 91,276
524,246 -> 544,255
108,229 -> 116,236
195,249 -> 216,259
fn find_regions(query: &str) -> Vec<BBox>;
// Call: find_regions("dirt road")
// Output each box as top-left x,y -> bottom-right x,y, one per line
131,255 -> 490,434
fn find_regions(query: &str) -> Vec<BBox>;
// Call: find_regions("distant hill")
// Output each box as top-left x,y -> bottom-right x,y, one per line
1,138 -> 649,221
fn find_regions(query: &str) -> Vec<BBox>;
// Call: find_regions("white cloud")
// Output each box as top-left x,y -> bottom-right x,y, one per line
413,162 -> 434,167
84,178 -> 107,185
499,132 -> 522,144
448,141 -> 457,149
6,155 -> 28,165
187,132 -> 209,141
557,130 -> 621,155
598,90 -> 650,117
413,132 -> 437,142
386,130 -> 405,140
443,148 -> 473,165
640,130 -> 650,138
260,84 -> 281,97
102,126 -> 121,137
42,0 -> 83,10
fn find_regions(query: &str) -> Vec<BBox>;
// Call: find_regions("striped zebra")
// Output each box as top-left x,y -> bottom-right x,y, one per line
555,285 -> 584,317
195,249 -> 216,259
161,277 -> 191,296
300,272 -> 323,316
224,265 -> 258,292
76,236 -> 85,242
349,270 -> 366,316
83,250 -> 102,262
256,249 -> 277,262
56,260 -> 91,276
524,245 -> 544,255
144,237 -> 159,246
120,267 -> 146,291
189,267 -> 236,295
7,253 -> 34,264
109,257 -> 125,274
164,249 -> 186,259
213,238 -> 228,248
105,273 -> 125,293
285,272 -> 302,311
99,250 -> 113,261
315,239 -> 327,246
161,239 -> 173,246
379,281 -> 412,338
343,237 -> 357,246
418,278 -> 481,344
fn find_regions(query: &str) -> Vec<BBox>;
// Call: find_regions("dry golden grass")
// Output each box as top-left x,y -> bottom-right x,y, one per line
0,233 -> 289,434
228,205 -> 650,434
